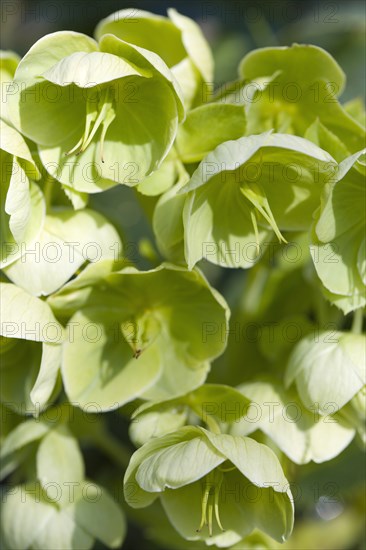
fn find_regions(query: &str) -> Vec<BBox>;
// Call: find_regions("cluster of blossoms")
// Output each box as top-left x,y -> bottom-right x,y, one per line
0,7 -> 365,550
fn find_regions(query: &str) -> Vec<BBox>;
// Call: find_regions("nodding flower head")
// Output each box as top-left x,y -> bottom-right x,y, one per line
65,85 -> 116,163
8,31 -> 184,193
124,426 -> 294,547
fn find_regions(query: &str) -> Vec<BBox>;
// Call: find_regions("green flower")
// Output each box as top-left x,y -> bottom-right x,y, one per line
230,379 -> 356,464
310,150 -> 366,313
285,331 -> 366,414
124,426 -> 293,546
179,132 -> 336,269
0,50 -> 20,124
238,44 -> 365,153
95,8 -> 213,109
0,118 -> 43,268
131,383 -> 251,447
3,186 -> 122,296
1,424 -> 125,549
0,283 -> 64,414
48,263 -> 229,411
8,31 -> 184,192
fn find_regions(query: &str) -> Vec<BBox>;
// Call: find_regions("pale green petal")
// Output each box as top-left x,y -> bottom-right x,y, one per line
204,431 -> 290,491
152,180 -> 188,263
239,44 -> 345,92
124,426 -> 205,508
232,381 -> 355,464
0,283 -> 64,341
43,51 -> 146,87
285,332 -> 366,412
0,419 -> 50,459
176,103 -> 246,163
135,434 -> 225,492
61,309 -> 162,411
183,177 -> 271,269
37,424 -> 85,506
4,208 -> 121,296
1,482 -> 93,550
168,8 -> 213,83
129,409 -> 187,447
30,343 -> 62,408
64,481 -> 126,548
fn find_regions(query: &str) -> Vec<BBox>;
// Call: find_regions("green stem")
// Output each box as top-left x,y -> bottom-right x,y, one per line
43,173 -> 54,212
93,433 -> 132,470
351,308 -> 364,335
205,415 -> 221,435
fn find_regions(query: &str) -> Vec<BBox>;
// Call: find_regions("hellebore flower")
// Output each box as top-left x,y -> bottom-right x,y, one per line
8,32 -> 184,192
47,263 -> 229,411
286,330 -> 366,415
124,426 -> 294,547
230,379 -> 356,465
1,50 -> 20,124
310,149 -> 366,313
3,182 -> 122,296
238,44 -> 365,154
0,118 -> 43,268
0,283 -> 65,414
95,8 -> 213,108
1,424 -> 125,549
179,132 -> 337,269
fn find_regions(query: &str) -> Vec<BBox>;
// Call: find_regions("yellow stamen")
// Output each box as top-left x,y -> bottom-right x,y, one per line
196,469 -> 226,536
66,86 -> 116,161
240,182 -> 287,244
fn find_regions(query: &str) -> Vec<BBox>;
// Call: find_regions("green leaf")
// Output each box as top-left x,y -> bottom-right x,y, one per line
37,424 -> 85,506
285,332 -> 366,413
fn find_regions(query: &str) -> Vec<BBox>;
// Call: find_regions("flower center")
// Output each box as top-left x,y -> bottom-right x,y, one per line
240,181 -> 287,250
196,468 -> 225,537
66,86 -> 116,162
